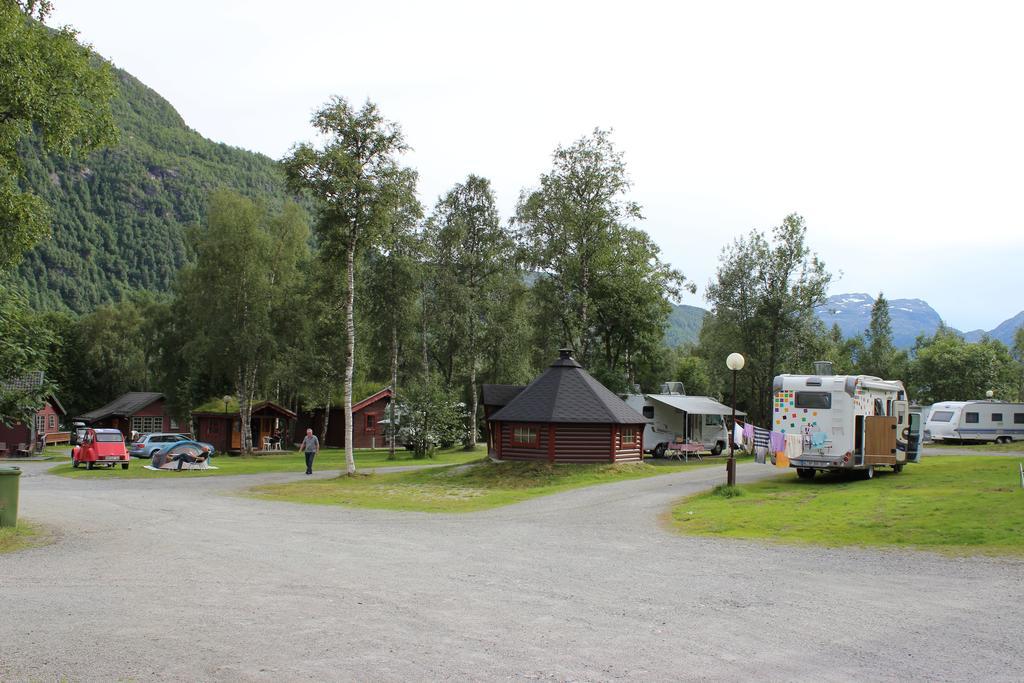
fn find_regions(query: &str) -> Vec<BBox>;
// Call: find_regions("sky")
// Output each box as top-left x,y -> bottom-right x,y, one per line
51,0 -> 1024,331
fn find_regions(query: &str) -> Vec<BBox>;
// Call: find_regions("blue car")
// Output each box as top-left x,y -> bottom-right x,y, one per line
129,433 -> 216,458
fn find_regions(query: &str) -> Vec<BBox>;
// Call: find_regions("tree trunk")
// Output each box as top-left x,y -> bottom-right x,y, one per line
466,320 -> 478,451
421,285 -> 429,376
343,240 -> 356,475
389,322 -> 398,459
320,397 -> 331,446
237,363 -> 257,454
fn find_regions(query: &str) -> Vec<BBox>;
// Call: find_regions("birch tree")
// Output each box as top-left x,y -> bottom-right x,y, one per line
284,97 -> 409,474
425,175 -> 516,449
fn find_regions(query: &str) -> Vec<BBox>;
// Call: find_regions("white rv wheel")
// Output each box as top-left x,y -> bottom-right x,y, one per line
861,466 -> 875,480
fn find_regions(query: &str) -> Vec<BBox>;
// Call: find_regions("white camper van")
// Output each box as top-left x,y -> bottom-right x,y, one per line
924,400 -> 1024,444
623,382 -> 737,457
772,362 -> 921,479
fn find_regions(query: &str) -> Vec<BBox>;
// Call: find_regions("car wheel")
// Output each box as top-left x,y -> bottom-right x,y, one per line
710,443 -> 723,456
796,467 -> 815,480
653,443 -> 667,459
86,461 -> 95,470
72,459 -> 79,469
121,463 -> 129,470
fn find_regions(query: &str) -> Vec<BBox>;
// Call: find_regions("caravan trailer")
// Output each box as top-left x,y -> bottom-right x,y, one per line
623,382 -> 737,456
772,362 -> 921,479
924,400 -> 1024,444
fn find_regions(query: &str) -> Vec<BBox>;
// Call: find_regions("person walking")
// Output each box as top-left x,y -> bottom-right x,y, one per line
300,428 -> 319,475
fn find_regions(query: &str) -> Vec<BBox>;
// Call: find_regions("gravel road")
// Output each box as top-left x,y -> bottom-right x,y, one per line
1,461 -> 1021,682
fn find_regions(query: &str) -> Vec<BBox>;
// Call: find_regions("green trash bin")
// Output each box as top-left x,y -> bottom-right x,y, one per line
0,466 -> 22,527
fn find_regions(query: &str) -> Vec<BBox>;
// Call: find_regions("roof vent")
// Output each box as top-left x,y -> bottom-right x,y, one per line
813,360 -> 834,376
558,348 -> 573,360
660,381 -> 686,395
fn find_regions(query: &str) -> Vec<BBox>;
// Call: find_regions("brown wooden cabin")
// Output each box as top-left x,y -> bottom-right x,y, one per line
193,400 -> 297,453
76,392 -> 178,439
297,388 -> 392,449
0,372 -> 67,453
487,349 -> 648,464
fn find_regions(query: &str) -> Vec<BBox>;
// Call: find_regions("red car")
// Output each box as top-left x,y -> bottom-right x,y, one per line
72,428 -> 130,470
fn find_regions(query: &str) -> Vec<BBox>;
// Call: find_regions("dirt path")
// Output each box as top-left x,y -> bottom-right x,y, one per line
1,462 -> 1021,681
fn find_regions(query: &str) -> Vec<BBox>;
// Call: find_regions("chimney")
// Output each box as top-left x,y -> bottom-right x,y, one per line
813,360 -> 834,376
558,348 -> 573,360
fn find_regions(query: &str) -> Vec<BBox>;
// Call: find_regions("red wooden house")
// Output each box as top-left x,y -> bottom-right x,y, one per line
0,372 -> 67,454
486,349 -> 648,463
192,399 -> 296,453
298,388 -> 392,449
75,392 -> 178,438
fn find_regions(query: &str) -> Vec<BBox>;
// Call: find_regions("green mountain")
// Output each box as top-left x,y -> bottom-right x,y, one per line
664,303 -> 707,347
15,66 -> 289,312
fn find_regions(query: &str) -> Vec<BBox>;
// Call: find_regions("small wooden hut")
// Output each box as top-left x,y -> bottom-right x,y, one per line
193,399 -> 297,453
487,349 -> 648,463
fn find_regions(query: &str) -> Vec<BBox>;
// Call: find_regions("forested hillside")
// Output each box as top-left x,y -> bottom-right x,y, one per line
15,66 -> 288,311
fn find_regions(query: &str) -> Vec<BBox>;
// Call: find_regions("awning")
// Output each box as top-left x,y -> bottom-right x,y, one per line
647,394 -> 746,416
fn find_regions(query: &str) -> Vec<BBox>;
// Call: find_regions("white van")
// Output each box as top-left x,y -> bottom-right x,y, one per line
623,382 -> 736,456
772,363 -> 921,479
925,401 -> 1024,444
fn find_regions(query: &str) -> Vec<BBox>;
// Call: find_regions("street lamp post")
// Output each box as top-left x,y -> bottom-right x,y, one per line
986,389 -> 994,399
726,352 -> 745,487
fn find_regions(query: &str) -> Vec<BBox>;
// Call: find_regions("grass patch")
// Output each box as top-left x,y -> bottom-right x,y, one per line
48,445 -> 488,479
672,456 -> 1024,556
0,521 -> 49,554
249,455 -> 749,513
926,441 -> 1024,453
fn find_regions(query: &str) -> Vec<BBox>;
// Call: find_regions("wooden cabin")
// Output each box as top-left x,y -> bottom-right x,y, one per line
75,392 -> 177,439
0,372 -> 67,453
298,388 -> 392,449
193,399 -> 297,453
487,349 -> 648,463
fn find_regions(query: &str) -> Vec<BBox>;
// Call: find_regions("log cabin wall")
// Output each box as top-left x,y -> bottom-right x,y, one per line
493,422 -> 644,463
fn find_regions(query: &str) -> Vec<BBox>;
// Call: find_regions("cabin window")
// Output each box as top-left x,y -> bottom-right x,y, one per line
931,411 -> 954,422
169,418 -> 179,430
621,427 -> 637,446
510,424 -> 540,447
965,412 -> 979,424
795,392 -> 831,409
704,414 -> 723,426
642,406 -> 654,419
365,414 -> 376,432
35,414 -> 45,433
131,416 -> 164,434
1015,413 -> 1024,424
48,414 -> 56,430
991,413 -> 1003,422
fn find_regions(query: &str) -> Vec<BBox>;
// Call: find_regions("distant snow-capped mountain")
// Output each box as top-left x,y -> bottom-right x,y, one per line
815,293 -> 945,348
817,293 -> 1023,348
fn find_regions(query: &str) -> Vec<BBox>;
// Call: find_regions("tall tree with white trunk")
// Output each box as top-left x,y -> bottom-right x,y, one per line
284,97 -> 410,474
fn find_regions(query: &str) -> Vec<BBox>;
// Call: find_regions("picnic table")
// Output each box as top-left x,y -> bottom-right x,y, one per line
664,442 -> 705,462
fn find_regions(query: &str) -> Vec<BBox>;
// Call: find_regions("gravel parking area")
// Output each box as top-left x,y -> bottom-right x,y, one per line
1,461 -> 1021,681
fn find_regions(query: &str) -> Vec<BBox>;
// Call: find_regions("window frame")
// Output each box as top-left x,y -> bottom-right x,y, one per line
991,413 -> 1003,423
795,391 -> 832,410
365,413 -> 376,432
1015,413 -> 1024,425
510,423 -> 540,448
621,426 -> 637,446
965,412 -> 979,424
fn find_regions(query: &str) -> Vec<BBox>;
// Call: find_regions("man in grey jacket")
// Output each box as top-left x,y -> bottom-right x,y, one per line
300,428 -> 319,475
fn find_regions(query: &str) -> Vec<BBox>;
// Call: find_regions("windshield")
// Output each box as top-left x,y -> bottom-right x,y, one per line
930,411 -> 954,423
95,432 -> 123,443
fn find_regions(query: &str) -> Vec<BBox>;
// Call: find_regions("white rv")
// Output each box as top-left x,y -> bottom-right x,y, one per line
623,382 -> 737,456
772,362 -> 921,479
924,401 -> 1024,444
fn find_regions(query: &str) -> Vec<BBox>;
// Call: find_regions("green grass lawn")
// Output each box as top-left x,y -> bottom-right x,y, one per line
0,521 -> 48,554
925,441 -> 1024,453
48,445 -> 488,479
248,454 -> 751,513
671,456 -> 1024,556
